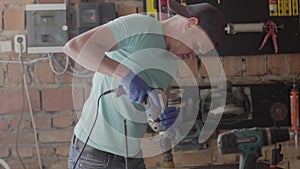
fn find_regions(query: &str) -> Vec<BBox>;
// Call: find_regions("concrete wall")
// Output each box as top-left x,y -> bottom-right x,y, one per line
0,0 -> 299,168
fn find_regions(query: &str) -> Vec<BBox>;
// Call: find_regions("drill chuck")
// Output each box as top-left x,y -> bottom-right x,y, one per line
263,128 -> 291,145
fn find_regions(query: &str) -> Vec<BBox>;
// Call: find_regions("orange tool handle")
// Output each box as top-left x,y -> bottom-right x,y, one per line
290,89 -> 300,131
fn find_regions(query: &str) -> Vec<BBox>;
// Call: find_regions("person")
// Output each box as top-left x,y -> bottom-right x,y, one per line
63,0 -> 225,168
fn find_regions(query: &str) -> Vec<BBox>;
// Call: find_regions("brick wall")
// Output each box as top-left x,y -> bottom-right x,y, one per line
0,0 -> 299,169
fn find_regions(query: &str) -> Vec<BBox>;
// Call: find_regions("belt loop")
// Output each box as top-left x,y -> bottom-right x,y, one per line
72,134 -> 77,145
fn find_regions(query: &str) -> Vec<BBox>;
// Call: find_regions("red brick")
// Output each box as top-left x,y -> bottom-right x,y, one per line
0,133 -> 35,145
290,159 -> 300,169
0,64 -> 4,86
11,147 -> 34,158
38,129 -> 73,143
69,0 -> 81,3
178,58 -> 199,78
7,63 -> 30,85
117,4 -> 143,16
288,53 -> 300,74
38,146 -> 55,156
21,0 -> 35,4
38,0 -> 65,3
0,147 -> 9,158
11,117 -> 32,130
0,119 -> 8,131
173,151 -> 213,166
35,115 -> 51,129
7,159 -> 39,169
61,73 -> 73,83
56,145 -> 70,156
144,154 -> 164,168
0,133 -> 16,145
53,112 -> 75,128
0,89 -> 40,114
246,55 -> 267,75
4,7 -> 25,30
34,61 -> 55,84
224,56 -> 244,77
267,54 -> 287,75
200,56 -> 224,78
39,0 -> 81,4
49,160 -> 68,169
42,87 -> 84,111
0,0 -> 34,4
0,0 -> 12,5
282,145 -> 300,158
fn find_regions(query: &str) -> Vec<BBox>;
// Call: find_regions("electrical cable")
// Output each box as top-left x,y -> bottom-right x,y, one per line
72,89 -> 115,169
52,56 -> 93,78
0,54 -> 48,64
48,53 -> 69,75
16,43 -> 43,169
0,159 -> 10,169
23,66 -> 43,169
15,47 -> 27,169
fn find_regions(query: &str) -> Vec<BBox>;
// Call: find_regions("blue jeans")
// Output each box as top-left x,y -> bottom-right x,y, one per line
68,135 -> 146,169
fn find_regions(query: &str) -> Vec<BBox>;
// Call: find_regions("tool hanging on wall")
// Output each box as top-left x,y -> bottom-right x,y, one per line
225,22 -> 265,34
224,20 -> 283,54
290,79 -> 299,149
258,20 -> 281,53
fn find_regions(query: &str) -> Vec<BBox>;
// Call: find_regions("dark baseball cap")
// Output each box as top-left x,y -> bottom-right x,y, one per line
168,0 -> 225,47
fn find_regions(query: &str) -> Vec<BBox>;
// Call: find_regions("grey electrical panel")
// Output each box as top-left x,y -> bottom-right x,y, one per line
26,4 -> 68,53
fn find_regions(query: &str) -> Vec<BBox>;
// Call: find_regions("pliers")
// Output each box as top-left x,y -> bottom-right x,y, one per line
259,20 -> 278,53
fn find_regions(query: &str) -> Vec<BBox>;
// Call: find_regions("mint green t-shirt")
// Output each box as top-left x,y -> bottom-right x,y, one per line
74,14 -> 180,157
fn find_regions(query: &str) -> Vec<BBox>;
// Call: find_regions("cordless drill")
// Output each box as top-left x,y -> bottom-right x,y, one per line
217,127 -> 292,169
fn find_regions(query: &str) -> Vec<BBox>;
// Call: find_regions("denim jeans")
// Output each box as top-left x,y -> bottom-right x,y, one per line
68,135 -> 146,169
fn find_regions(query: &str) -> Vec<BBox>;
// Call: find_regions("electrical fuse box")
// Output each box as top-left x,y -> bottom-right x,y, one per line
26,4 -> 68,53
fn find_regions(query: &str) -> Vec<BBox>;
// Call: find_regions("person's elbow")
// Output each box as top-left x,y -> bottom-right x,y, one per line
63,40 -> 75,57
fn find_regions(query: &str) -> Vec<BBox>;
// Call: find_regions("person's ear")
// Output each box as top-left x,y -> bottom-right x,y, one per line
186,17 -> 199,28
183,17 -> 199,32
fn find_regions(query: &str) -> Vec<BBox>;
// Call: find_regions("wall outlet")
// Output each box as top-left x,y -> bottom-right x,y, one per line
14,35 -> 26,53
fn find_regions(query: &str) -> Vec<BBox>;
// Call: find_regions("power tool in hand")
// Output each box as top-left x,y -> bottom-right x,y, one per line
116,85 -> 175,168
217,127 -> 292,169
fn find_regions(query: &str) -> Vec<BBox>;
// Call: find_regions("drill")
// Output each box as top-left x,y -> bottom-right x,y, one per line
217,127 -> 292,169
116,85 -> 175,168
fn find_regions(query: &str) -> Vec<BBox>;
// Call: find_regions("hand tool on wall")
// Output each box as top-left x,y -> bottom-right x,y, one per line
225,20 -> 283,54
217,127 -> 292,169
225,22 -> 265,34
258,20 -> 279,53
290,80 -> 299,149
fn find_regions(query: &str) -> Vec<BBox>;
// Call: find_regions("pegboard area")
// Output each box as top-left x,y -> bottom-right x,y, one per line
188,0 -> 300,56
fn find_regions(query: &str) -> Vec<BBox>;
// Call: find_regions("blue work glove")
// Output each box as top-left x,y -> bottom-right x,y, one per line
121,70 -> 160,106
159,107 -> 179,129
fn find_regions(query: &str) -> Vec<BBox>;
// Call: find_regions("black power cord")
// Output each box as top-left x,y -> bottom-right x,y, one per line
72,88 -> 116,169
16,39 -> 27,169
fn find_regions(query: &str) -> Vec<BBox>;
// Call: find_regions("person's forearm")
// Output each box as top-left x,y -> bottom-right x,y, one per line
75,43 -> 130,80
97,57 -> 130,80
63,26 -> 130,80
